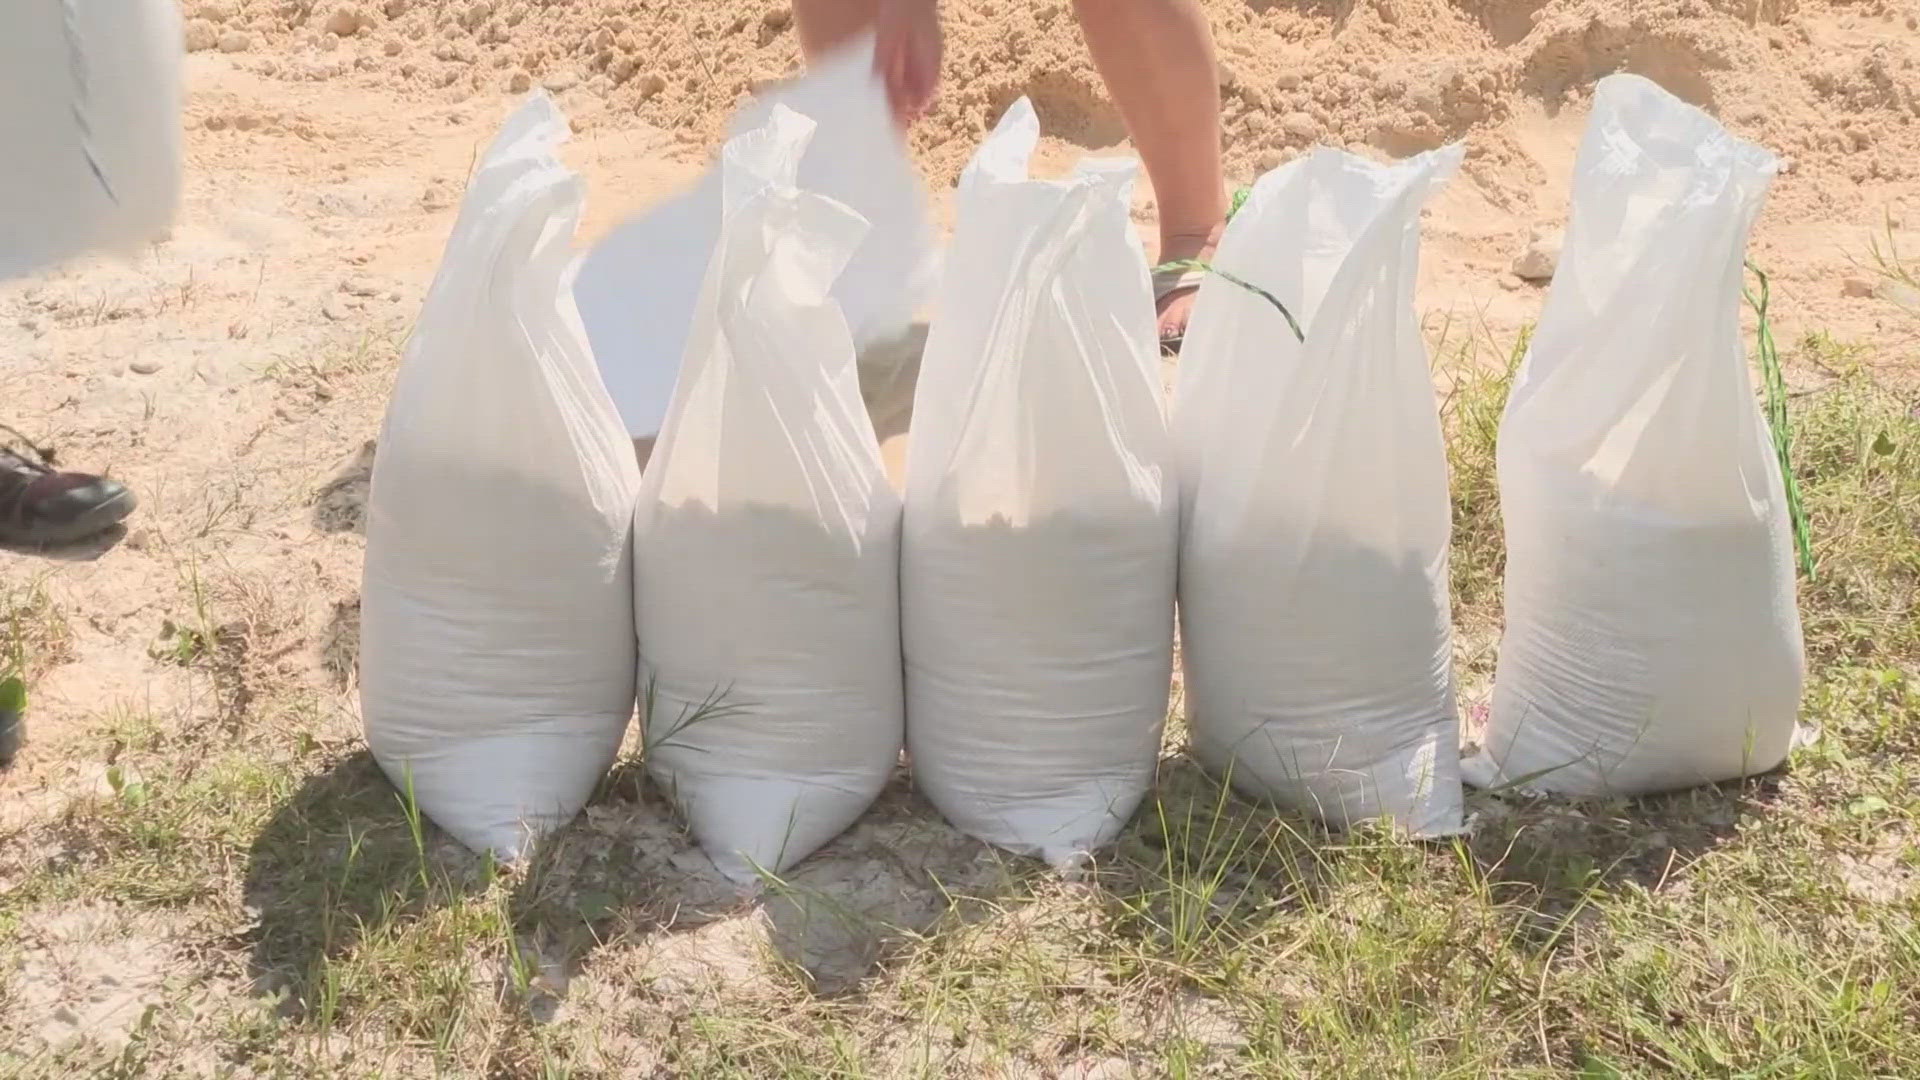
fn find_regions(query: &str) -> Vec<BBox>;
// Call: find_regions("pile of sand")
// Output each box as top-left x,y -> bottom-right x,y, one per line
193,0 -> 1919,198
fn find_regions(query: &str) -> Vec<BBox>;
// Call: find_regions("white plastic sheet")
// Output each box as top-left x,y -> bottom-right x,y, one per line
0,0 -> 182,279
902,100 -> 1177,865
1174,144 -> 1465,836
1463,75 -> 1805,796
360,95 -> 640,859
575,37 -> 933,441
636,105 -> 903,884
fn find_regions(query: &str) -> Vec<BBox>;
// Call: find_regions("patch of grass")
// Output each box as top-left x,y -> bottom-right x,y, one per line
4,312 -> 1919,1075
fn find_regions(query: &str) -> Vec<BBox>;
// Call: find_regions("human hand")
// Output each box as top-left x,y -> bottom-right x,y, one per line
873,0 -> 942,128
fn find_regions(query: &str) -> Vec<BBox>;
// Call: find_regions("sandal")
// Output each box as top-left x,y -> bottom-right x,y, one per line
1152,264 -> 1209,356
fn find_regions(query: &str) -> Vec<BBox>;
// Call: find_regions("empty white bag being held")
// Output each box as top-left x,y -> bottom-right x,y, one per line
637,105 -> 902,884
1463,75 -> 1805,796
0,0 -> 183,279
1174,144 -> 1465,836
575,37 -> 933,441
903,100 -> 1177,865
361,95 -> 640,859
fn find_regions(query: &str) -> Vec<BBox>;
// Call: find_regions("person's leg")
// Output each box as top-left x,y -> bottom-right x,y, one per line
1072,0 -> 1226,345
792,0 -> 884,63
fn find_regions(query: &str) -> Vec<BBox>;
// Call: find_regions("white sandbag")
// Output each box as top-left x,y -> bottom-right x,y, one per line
902,100 -> 1176,865
575,36 -> 933,441
1462,75 -> 1804,796
637,105 -> 902,884
0,0 -> 183,279
360,95 -> 640,859
1174,145 -> 1465,836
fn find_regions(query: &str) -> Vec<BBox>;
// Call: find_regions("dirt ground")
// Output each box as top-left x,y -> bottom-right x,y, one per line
2,0 -> 1919,1073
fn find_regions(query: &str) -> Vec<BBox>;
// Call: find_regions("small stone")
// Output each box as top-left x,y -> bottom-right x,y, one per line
636,72 -> 667,100
204,114 -> 229,131
322,299 -> 353,321
1512,228 -> 1563,282
1281,111 -> 1320,142
342,276 -> 382,297
129,359 -> 162,375
508,70 -> 532,93
762,7 -> 792,31
195,2 -> 232,22
18,317 -> 41,333
1842,276 -> 1877,298
218,30 -> 252,53
1500,273 -> 1524,291
184,18 -> 220,52
384,0 -> 409,16
324,6 -> 367,36
384,39 -> 405,56
124,528 -> 153,551
543,69 -> 580,92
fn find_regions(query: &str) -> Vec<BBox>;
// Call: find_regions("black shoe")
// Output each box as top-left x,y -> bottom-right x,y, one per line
0,444 -> 137,547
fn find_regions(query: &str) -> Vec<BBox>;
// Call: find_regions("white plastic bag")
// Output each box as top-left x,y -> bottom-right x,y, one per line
902,100 -> 1177,865
360,95 -> 640,859
1463,75 -> 1804,796
1174,145 -> 1465,836
0,0 -> 182,279
636,105 -> 902,884
575,37 -> 933,441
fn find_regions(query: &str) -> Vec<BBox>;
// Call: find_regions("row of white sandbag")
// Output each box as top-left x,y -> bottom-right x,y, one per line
358,68 -> 1804,884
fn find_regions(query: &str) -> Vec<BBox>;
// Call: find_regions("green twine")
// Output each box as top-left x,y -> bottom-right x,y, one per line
1151,185 -> 1306,343
1743,261 -> 1816,580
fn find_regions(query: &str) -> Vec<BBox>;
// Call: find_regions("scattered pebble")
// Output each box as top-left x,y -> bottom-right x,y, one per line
324,5 -> 367,36
543,70 -> 580,93
1512,227 -> 1563,282
1281,111 -> 1320,142
637,72 -> 667,100
322,299 -> 353,321
385,39 -> 405,56
195,1 -> 231,21
341,276 -> 382,297
218,30 -> 252,53
1842,276 -> 1877,298
129,359 -> 162,375
509,70 -> 532,93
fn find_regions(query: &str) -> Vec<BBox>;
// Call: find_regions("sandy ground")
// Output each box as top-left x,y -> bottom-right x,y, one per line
2,0 -> 1919,1063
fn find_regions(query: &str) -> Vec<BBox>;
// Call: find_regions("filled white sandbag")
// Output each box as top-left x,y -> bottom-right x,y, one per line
1463,74 -> 1805,796
0,0 -> 183,279
902,100 -> 1177,865
360,95 -> 641,859
1174,145 -> 1465,836
637,105 -> 902,884
575,36 -> 933,441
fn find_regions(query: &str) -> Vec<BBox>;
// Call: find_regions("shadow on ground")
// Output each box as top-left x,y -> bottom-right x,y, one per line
0,523 -> 127,561
508,759 -> 1016,1002
311,440 -> 374,535
1461,774 -> 1781,938
240,748 -> 492,1015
